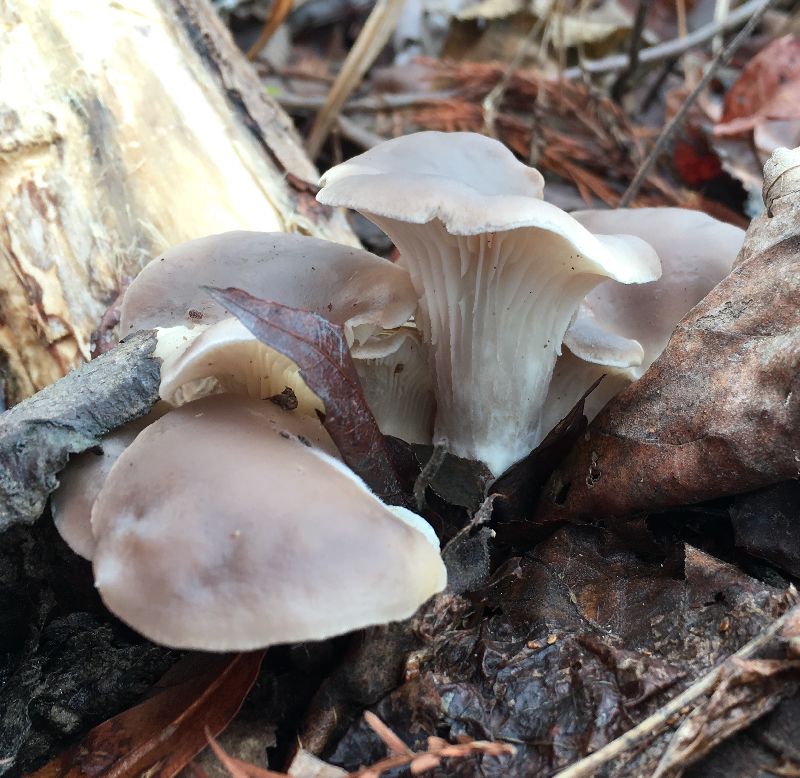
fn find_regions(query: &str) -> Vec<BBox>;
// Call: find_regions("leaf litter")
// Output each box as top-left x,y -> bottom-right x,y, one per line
3,6 -> 800,778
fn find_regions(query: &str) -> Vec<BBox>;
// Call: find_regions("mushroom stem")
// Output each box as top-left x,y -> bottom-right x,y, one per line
374,218 -> 608,474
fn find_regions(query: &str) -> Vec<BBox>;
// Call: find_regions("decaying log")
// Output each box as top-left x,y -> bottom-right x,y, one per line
0,0 -> 354,406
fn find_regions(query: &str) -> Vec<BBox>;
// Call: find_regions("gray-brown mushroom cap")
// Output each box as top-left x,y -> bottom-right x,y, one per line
157,317 -> 323,414
51,418 -> 149,560
120,231 -> 418,347
542,207 -> 745,430
91,395 -> 445,651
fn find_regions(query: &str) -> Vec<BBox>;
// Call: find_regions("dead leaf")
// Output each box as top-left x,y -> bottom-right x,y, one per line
31,652 -> 264,778
653,658 -> 800,777
716,35 -> 800,138
731,482 -> 800,578
328,530 -> 790,776
206,287 -> 406,506
534,147 -> 800,525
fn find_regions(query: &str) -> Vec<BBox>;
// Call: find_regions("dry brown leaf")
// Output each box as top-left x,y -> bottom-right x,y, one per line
716,35 -> 800,138
32,652 -> 264,778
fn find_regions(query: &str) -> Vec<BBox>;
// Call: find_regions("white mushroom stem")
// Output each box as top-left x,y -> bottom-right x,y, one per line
371,217 -> 657,475
352,328 -> 435,445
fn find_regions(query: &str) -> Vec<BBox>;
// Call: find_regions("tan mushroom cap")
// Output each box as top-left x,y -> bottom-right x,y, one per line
120,231 -> 417,348
318,132 -> 661,475
157,317 -> 323,414
91,395 -> 445,651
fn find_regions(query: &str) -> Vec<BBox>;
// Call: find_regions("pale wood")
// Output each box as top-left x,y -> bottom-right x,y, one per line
0,0 -> 355,405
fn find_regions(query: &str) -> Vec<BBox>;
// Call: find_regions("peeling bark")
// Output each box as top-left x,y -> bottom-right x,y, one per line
0,0 -> 354,406
0,331 -> 160,529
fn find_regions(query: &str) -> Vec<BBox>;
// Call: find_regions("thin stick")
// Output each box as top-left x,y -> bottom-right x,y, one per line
306,0 -> 405,158
611,0 -> 654,101
482,16 -> 547,137
619,0 -> 773,207
553,601 -> 800,778
712,0 -> 731,54
335,115 -> 386,149
277,90 -> 456,113
414,441 -> 449,512
562,0 -> 762,78
245,0 -> 293,61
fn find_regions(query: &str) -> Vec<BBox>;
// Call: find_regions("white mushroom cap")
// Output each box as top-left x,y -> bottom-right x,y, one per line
90,395 -> 446,651
119,231 -> 417,349
318,131 -> 545,234
543,207 -> 746,428
318,132 -> 660,475
540,349 -> 636,437
157,317 -> 323,415
352,327 -> 435,444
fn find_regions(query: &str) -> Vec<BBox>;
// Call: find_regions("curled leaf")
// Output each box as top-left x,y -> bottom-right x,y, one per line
206,287 -> 406,505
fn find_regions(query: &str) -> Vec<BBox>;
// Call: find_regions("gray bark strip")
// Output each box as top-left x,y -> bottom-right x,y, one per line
0,331 -> 160,529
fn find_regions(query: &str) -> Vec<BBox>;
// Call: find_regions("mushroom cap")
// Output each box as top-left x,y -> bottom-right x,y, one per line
119,231 -> 417,347
564,306 -> 644,369
51,416 -> 153,560
352,327 -> 435,444
91,395 -> 445,651
318,132 -> 662,474
541,348 -> 636,437
318,131 -> 552,236
157,317 -> 323,415
566,208 -> 745,371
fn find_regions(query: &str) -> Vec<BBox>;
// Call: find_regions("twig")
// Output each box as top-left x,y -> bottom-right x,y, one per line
712,0 -> 731,55
335,115 -> 386,149
277,90 -> 456,113
413,440 -> 449,512
639,55 -> 679,114
245,0 -> 293,61
483,16 -> 546,138
562,0 -> 763,78
306,0 -> 405,158
610,0 -> 654,101
553,601 -> 800,778
618,0 -> 773,207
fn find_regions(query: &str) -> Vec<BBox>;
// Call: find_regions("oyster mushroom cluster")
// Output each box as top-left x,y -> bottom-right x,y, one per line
52,132 -> 745,651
